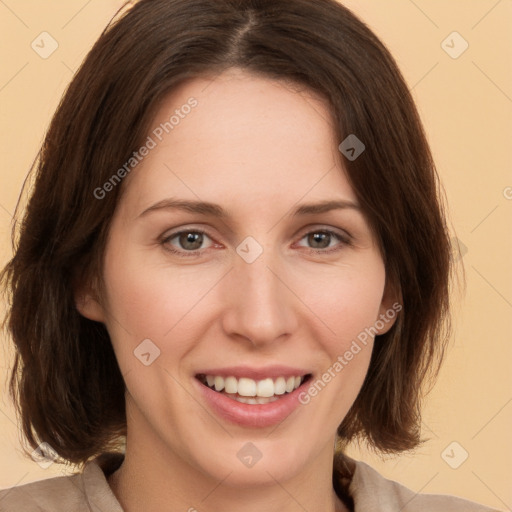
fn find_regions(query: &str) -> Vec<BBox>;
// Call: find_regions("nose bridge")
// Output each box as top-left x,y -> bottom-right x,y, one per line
221,244 -> 297,345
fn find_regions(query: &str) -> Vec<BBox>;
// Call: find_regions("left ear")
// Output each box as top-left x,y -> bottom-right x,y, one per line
374,278 -> 402,336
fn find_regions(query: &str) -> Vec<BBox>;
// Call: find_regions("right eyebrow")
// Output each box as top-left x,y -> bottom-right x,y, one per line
137,199 -> 226,219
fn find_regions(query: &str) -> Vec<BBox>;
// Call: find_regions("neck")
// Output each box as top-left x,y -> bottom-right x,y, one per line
109,468 -> 349,512
107,407 -> 351,512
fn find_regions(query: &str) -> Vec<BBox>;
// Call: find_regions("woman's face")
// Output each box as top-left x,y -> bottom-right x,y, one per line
79,68 -> 396,485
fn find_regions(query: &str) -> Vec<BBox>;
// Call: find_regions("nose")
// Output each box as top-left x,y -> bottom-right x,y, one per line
221,248 -> 298,348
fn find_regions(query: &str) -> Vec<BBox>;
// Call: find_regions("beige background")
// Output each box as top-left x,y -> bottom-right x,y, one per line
0,0 -> 511,509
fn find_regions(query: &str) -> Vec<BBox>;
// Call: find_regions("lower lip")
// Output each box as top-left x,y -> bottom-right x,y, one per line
194,377 -> 310,428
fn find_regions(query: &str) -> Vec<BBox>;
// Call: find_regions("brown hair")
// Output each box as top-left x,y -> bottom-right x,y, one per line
1,0 -> 454,467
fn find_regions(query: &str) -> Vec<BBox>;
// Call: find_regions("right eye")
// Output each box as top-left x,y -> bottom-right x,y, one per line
161,229 -> 217,257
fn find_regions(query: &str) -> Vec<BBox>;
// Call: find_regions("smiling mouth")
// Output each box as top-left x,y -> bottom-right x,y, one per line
196,373 -> 312,404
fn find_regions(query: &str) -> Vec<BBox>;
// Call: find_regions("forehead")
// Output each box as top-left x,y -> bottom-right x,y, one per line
119,68 -> 356,214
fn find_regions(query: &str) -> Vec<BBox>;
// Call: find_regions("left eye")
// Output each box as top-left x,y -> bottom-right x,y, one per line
296,230 -> 345,251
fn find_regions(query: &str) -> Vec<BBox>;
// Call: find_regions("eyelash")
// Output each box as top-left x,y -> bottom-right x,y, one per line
160,227 -> 352,258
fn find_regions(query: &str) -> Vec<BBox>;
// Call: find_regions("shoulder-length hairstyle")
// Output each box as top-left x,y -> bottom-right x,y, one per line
1,0 -> 455,466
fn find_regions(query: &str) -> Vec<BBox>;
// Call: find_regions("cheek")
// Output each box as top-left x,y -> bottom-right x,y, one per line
99,233 -> 173,363
299,256 -> 386,344
297,256 -> 385,398
101,234 -> 208,337
99,235 -> 227,384
296,265 -> 384,424
102,257 -> 163,338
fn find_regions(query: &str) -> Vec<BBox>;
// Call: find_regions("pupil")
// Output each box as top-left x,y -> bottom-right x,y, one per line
310,232 -> 329,248
180,232 -> 202,250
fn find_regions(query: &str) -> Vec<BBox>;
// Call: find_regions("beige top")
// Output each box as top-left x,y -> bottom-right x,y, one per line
0,452 -> 501,511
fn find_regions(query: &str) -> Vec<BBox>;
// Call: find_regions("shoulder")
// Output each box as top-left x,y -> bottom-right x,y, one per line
0,456 -> 123,512
0,471 -> 85,511
338,454 -> 502,512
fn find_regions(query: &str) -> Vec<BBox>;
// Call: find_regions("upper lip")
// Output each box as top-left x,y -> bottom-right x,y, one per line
195,365 -> 312,381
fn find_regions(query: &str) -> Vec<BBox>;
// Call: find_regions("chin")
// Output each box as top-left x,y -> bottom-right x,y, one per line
192,437 -> 314,487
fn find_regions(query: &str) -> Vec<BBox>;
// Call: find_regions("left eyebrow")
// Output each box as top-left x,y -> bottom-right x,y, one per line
137,198 -> 361,219
292,199 -> 361,215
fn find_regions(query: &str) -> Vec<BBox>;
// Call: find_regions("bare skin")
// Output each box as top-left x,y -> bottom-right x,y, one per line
77,67 -> 397,512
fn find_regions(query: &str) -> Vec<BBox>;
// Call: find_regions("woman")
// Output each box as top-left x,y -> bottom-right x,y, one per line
0,0 -> 501,511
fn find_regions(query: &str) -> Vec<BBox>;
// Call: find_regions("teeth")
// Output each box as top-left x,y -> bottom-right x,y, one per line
214,376 -> 225,392
256,378 -> 274,397
234,395 -> 280,404
224,376 -> 238,394
238,377 -> 257,397
274,377 -> 286,395
201,374 -> 306,398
